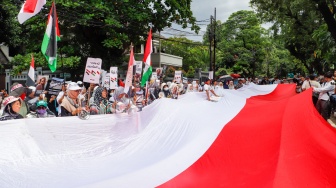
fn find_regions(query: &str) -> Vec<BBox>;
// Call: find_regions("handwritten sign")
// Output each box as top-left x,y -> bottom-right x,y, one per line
83,58 -> 102,84
174,70 -> 182,83
110,67 -> 118,89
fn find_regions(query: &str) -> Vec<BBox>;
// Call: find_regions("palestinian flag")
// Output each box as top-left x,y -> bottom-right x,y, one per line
18,0 -> 46,24
26,54 -> 35,87
1,84 -> 336,187
41,2 -> 60,73
140,29 -> 152,87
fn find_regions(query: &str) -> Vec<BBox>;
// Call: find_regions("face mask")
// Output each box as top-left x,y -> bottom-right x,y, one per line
110,93 -> 114,97
37,109 -> 46,114
164,88 -> 169,91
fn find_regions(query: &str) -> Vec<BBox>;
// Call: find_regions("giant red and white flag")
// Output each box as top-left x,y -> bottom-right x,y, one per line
0,84 -> 336,187
18,0 -> 46,24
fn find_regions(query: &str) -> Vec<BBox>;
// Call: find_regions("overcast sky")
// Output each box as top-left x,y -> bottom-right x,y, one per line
162,0 -> 253,41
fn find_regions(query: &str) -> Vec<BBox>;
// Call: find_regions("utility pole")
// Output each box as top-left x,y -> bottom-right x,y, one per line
209,15 -> 213,74
213,8 -> 216,80
208,8 -> 216,80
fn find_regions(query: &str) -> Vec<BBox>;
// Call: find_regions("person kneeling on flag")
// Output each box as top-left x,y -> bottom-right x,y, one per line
204,79 -> 219,101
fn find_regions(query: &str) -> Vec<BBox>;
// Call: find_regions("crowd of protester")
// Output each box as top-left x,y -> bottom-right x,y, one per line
1,71 -> 336,121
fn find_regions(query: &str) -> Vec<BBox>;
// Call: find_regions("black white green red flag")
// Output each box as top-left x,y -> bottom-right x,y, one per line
140,29 -> 152,87
41,2 -> 60,73
26,54 -> 35,87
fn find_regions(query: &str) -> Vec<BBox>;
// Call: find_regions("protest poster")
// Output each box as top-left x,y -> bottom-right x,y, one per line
83,58 -> 102,84
174,70 -> 182,83
156,68 -> 163,78
100,70 -> 107,86
35,75 -> 49,95
103,73 -> 110,89
134,61 -> 142,83
110,67 -> 118,89
151,72 -> 157,80
48,77 -> 64,95
208,71 -> 213,80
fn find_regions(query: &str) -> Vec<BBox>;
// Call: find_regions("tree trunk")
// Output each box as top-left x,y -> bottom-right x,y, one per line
316,1 -> 336,42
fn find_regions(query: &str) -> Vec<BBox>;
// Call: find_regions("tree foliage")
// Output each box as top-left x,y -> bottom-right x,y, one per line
1,0 -> 199,75
251,0 -> 335,74
161,37 -> 208,76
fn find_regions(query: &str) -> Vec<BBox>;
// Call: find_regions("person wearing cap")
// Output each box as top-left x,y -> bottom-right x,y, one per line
24,86 -> 38,111
35,100 -> 55,118
27,100 -> 55,118
0,96 -> 24,121
59,82 -> 82,116
9,83 -> 30,117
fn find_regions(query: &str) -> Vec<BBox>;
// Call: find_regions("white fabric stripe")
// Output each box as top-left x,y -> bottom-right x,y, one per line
0,84 -> 276,188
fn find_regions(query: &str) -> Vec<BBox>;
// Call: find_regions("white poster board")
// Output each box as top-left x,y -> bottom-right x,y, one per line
208,71 -> 213,80
83,58 -> 102,84
174,70 -> 182,83
103,73 -> 110,89
151,72 -> 157,80
110,67 -> 118,89
135,61 -> 142,75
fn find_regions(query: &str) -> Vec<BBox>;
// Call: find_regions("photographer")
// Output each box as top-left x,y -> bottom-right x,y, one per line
313,72 -> 335,120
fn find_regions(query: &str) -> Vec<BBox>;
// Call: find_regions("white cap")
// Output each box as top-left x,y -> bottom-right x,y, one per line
67,82 -> 82,90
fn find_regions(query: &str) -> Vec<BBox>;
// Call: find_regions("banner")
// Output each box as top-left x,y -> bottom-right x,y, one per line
174,70 -> 182,83
83,58 -> 102,84
48,77 -> 64,95
110,67 -> 118,89
35,75 -> 49,95
103,73 -> 110,89
156,68 -> 163,78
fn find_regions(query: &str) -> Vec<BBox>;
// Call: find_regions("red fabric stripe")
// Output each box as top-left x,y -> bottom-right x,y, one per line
158,85 -> 336,187
23,0 -> 38,13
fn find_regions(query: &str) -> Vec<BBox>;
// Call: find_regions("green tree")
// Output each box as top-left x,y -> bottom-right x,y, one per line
251,0 -> 332,74
1,0 -> 200,75
161,37 -> 208,75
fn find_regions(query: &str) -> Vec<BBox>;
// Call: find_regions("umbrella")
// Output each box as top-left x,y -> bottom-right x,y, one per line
230,73 -> 240,78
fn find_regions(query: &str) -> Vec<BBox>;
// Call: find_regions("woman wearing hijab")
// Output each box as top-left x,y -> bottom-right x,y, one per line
0,96 -> 24,121
92,86 -> 110,114
162,84 -> 171,98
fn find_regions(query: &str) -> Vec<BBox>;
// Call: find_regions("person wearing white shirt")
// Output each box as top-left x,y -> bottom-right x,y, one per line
204,79 -> 218,101
313,72 -> 335,120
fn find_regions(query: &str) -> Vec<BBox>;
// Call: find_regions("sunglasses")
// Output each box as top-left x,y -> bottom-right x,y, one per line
37,106 -> 46,109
